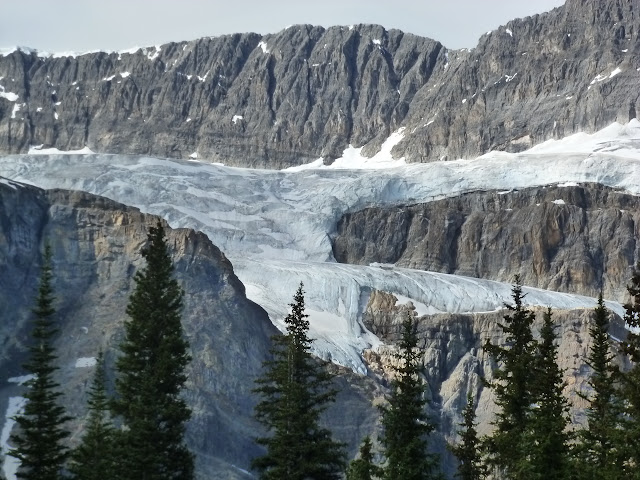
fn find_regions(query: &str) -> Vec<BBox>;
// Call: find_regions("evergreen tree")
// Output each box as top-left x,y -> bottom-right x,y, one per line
527,308 -> 571,480
483,277 -> 537,479
8,244 -> 71,480
620,264 -> 640,479
252,283 -> 345,479
450,393 -> 486,480
574,294 -> 625,480
346,436 -> 383,480
112,222 -> 193,480
379,314 -> 440,480
69,351 -> 117,480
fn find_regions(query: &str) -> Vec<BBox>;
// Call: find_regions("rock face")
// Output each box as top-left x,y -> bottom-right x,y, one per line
333,183 -> 640,302
361,289 -> 630,474
0,0 -> 638,167
0,181 -> 378,479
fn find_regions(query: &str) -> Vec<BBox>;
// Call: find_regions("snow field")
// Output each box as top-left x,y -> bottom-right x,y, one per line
0,121 -> 639,370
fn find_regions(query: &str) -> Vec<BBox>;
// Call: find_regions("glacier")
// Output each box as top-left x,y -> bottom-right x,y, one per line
2,120 -> 640,372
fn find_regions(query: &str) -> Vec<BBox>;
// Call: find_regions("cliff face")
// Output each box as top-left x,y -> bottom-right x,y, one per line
0,0 -> 638,167
361,289 -> 630,473
0,181 -> 378,479
333,183 -> 640,302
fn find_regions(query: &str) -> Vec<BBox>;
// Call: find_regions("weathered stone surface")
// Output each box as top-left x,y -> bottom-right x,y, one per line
0,181 -> 378,479
333,183 -> 640,302
361,289 -> 630,474
0,0 -> 638,167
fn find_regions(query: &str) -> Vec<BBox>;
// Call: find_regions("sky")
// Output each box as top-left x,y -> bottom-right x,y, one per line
0,0 -> 565,53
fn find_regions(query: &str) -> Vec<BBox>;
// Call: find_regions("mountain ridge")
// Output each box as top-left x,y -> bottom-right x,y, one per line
1,0 -> 637,168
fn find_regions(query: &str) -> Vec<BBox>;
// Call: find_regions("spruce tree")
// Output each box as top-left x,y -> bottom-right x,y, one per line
620,264 -> 640,479
252,283 -> 346,479
483,277 -> 537,479
112,222 -> 193,480
8,244 -> 71,480
527,308 -> 571,480
379,314 -> 440,480
346,436 -> 383,480
450,393 -> 485,480
574,294 -> 625,480
69,351 -> 117,480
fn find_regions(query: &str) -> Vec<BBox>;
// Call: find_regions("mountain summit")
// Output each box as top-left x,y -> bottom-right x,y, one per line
0,0 -> 637,168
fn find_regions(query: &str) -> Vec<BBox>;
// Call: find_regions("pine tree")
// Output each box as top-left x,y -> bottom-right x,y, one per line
346,436 -> 383,480
252,283 -> 346,479
112,222 -> 193,480
8,244 -> 71,480
450,393 -> 485,480
527,308 -> 571,480
483,277 -> 537,479
379,314 -> 440,480
620,264 -> 640,479
574,294 -> 625,480
69,351 -> 117,480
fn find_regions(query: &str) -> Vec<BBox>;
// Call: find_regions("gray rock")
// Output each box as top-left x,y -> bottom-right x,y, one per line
362,289 -> 630,475
0,0 -> 637,167
0,181 -> 377,479
333,183 -> 640,302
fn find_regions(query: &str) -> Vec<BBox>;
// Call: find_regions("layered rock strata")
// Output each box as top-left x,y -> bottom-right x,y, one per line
333,183 -> 640,302
0,0 -> 638,167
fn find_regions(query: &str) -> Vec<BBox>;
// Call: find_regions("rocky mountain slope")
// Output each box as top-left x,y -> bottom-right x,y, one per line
1,177 -> 627,479
0,0 -> 638,167
362,290 -> 630,474
0,180 -> 379,479
333,183 -> 640,302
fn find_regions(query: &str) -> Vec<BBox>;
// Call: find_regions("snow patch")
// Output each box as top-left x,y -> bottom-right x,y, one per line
0,92 -> 18,102
506,28 -> 513,37
7,375 -> 34,385
232,115 -> 244,124
552,199 -> 566,205
372,39 -> 381,45
102,75 -> 116,82
258,41 -> 270,54
189,152 -> 198,160
2,396 -> 27,480
120,71 -> 131,78
10,103 -> 20,119
75,357 -> 97,368
28,145 -> 94,155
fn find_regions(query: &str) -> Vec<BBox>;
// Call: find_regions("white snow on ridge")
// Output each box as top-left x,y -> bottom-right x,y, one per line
28,145 -> 94,155
258,41 -> 270,54
1,121 -> 640,370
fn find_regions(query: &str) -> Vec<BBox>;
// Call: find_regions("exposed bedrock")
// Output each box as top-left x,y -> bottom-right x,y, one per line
333,183 -> 640,302
0,181 -> 378,479
0,0 -> 639,167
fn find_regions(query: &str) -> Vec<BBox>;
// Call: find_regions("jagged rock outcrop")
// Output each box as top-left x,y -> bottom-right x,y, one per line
0,0 -> 638,167
333,183 -> 640,302
361,289 -> 630,474
0,180 -> 378,479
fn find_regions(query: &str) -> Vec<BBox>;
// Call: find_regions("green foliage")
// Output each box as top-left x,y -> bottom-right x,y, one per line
346,436 -> 383,480
621,264 -> 640,479
69,351 -> 117,480
574,294 -> 625,480
527,308 -> 571,480
379,314 -> 441,480
450,393 -> 486,480
483,277 -> 537,479
252,283 -> 346,479
8,244 -> 71,480
113,222 -> 193,480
